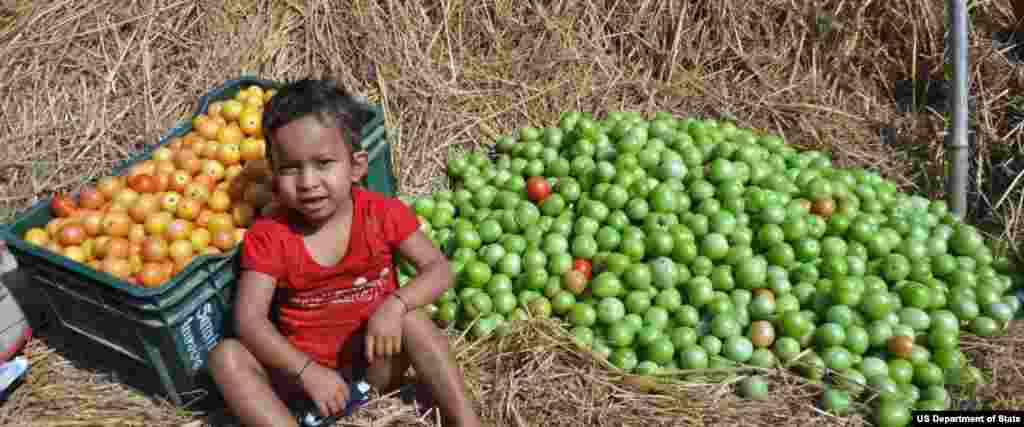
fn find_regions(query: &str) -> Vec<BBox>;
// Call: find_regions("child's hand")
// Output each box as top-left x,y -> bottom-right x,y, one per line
365,296 -> 405,363
300,362 -> 350,418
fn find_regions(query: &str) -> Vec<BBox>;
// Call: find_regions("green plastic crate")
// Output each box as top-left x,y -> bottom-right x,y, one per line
0,76 -> 395,406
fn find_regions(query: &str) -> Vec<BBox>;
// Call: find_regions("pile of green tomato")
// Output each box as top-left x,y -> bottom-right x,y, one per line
394,110 -> 1024,427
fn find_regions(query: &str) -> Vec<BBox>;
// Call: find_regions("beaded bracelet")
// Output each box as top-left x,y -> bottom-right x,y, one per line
392,292 -> 410,313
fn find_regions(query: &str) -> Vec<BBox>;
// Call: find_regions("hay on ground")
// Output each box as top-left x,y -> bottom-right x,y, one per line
959,320 -> 1024,411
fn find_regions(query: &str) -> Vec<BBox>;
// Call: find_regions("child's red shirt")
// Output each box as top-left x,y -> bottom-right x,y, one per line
239,186 -> 420,369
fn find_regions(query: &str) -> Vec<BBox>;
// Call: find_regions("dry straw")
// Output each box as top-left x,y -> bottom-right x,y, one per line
0,1 -> 1022,242
1,0 -> 1023,426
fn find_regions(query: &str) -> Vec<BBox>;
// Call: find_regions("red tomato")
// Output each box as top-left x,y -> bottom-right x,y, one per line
50,194 -> 78,218
526,176 -> 551,203
573,258 -> 593,280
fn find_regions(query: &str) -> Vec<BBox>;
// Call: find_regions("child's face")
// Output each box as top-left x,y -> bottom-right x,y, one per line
269,115 -> 368,226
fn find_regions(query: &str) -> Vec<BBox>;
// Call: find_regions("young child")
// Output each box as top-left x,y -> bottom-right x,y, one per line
207,78 -> 481,427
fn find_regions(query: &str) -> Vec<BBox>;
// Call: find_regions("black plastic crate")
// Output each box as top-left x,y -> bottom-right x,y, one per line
0,76 -> 395,406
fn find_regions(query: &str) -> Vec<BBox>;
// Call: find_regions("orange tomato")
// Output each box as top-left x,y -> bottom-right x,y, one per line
93,236 -> 112,259
167,137 -> 186,151
195,115 -> 220,140
144,211 -> 174,236
165,219 -> 194,242
112,188 -> 140,208
221,100 -> 244,121
129,253 -> 143,274
128,224 -> 148,244
139,262 -> 166,288
217,143 -> 242,166
104,237 -> 131,260
201,140 -> 221,159
79,186 -> 107,210
211,229 -> 236,251
193,174 -> 219,192
169,170 -> 193,193
238,109 -> 262,137
97,176 -> 123,200
207,190 -> 232,212
128,174 -> 158,194
160,192 -> 182,214
141,236 -> 169,262
152,147 -> 175,163
240,138 -> 267,162
129,160 -> 157,177
176,150 -> 202,174
201,246 -> 223,256
63,246 -> 87,263
45,241 -> 63,254
159,261 -> 174,280
183,182 -> 212,204
207,213 -> 235,235
200,159 -> 226,181
128,194 -> 161,223
184,132 -> 205,147
168,239 -> 195,263
243,94 -> 264,111
81,239 -> 96,260
80,211 -> 105,237
101,257 -> 133,280
101,212 -> 133,238
176,198 -> 203,221
246,86 -> 265,100
207,101 -> 225,119
46,218 -> 67,237
152,173 -> 171,193
218,125 -> 244,147
154,159 -> 178,176
58,223 -> 87,246
195,209 -> 215,228
23,228 -> 49,246
190,228 -> 212,252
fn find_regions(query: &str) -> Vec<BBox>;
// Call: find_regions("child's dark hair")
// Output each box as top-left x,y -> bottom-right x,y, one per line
262,78 -> 375,160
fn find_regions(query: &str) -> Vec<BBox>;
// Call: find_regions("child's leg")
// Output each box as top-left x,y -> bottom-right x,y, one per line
370,309 -> 480,427
208,338 -> 299,427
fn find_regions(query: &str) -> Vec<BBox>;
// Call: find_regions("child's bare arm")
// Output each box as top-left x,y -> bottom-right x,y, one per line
392,230 -> 453,310
233,270 -> 311,379
365,229 -> 451,362
234,270 -> 352,416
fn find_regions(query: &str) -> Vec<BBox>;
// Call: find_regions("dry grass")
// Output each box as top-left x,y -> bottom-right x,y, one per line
1,0 -> 1024,426
959,320 -> 1024,411
452,319 -> 870,427
4,319 -> 876,427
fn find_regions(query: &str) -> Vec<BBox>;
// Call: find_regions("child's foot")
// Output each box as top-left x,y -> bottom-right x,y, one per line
398,382 -> 437,417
